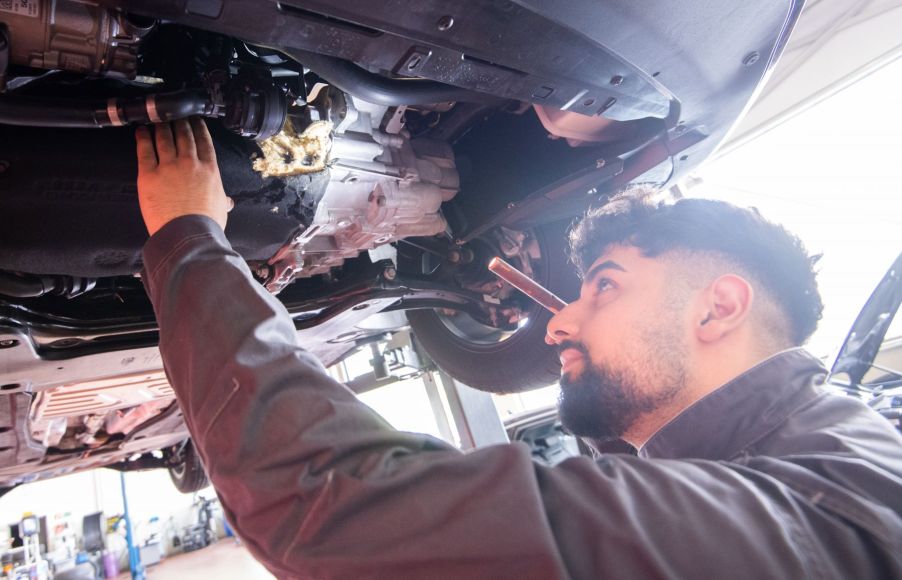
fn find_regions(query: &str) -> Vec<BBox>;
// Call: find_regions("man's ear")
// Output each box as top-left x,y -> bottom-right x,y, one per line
696,275 -> 754,343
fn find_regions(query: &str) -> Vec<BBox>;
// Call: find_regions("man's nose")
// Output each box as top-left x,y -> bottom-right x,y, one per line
545,301 -> 580,345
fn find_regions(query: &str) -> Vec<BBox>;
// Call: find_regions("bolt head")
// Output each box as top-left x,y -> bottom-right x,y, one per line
742,51 -> 760,67
383,267 -> 397,280
610,75 -> 624,86
436,15 -> 455,31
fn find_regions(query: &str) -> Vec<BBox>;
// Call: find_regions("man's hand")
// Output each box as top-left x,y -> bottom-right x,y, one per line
136,117 -> 233,236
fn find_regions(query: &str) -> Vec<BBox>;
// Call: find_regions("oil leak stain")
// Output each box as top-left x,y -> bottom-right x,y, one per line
252,119 -> 333,178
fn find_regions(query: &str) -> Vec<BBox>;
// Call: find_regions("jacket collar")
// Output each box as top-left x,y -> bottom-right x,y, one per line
638,348 -> 828,461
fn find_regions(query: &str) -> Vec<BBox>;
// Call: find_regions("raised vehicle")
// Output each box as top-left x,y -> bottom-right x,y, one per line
0,0 -> 803,491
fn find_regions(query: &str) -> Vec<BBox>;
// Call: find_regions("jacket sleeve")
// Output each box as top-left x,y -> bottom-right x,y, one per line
142,215 -> 898,580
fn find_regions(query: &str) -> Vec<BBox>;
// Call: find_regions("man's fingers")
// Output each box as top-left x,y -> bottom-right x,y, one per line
135,126 -> 158,171
173,119 -> 197,159
154,122 -> 176,162
190,117 -> 217,163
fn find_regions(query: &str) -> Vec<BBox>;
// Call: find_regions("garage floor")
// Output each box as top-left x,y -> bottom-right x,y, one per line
116,539 -> 274,579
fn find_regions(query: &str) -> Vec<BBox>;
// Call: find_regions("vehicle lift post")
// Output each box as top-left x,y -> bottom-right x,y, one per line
431,370 -> 509,449
120,472 -> 146,580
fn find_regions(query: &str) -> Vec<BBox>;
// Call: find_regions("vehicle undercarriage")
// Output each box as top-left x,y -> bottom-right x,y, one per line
0,0 -> 804,490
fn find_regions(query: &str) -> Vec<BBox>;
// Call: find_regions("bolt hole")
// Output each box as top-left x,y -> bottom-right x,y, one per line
0,446 -> 12,453
0,339 -> 19,349
652,71 -> 660,77
57,367 -> 64,371
352,304 -> 369,311
0,384 -> 20,392
582,98 -> 596,107
0,427 -> 10,434
679,155 -> 689,161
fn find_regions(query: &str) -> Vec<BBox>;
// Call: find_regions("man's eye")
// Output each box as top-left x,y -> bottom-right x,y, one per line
595,278 -> 615,293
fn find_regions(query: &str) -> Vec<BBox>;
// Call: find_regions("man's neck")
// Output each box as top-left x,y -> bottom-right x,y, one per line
623,346 -> 782,449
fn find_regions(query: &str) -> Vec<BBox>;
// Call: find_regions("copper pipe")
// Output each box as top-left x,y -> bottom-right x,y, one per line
488,257 -> 568,314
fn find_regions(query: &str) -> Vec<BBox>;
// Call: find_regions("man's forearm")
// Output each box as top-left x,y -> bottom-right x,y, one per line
143,215 -> 387,461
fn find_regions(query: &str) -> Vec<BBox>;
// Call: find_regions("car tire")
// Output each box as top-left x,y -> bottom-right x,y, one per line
407,222 -> 580,393
168,440 -> 210,494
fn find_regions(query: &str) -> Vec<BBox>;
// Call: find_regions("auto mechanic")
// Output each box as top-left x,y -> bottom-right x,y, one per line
134,118 -> 902,579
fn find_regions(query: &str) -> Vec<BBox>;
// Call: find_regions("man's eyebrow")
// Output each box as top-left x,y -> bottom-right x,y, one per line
583,260 -> 627,283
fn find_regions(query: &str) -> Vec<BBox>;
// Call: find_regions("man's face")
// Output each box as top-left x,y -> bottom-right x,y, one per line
546,245 -> 692,441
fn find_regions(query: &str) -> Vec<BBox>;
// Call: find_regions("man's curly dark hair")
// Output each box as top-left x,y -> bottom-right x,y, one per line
568,190 -> 823,346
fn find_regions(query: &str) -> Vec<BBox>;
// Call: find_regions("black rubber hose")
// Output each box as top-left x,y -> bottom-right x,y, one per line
0,96 -> 111,127
0,90 -> 213,128
125,90 -> 213,123
0,272 -> 96,298
0,271 -> 53,298
292,50 -> 500,106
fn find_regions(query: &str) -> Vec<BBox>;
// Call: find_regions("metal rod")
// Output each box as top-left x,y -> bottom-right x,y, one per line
120,472 -> 146,580
488,257 -> 568,314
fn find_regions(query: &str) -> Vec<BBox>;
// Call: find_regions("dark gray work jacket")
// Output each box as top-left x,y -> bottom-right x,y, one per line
143,215 -> 902,579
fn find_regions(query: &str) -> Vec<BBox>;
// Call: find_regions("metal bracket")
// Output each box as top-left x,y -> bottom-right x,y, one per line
458,156 -> 625,244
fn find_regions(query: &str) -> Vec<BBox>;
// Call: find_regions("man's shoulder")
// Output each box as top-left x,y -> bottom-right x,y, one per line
738,389 -> 902,519
752,387 -> 902,462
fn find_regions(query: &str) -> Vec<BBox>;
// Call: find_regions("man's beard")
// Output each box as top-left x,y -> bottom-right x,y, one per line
557,338 -> 686,441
